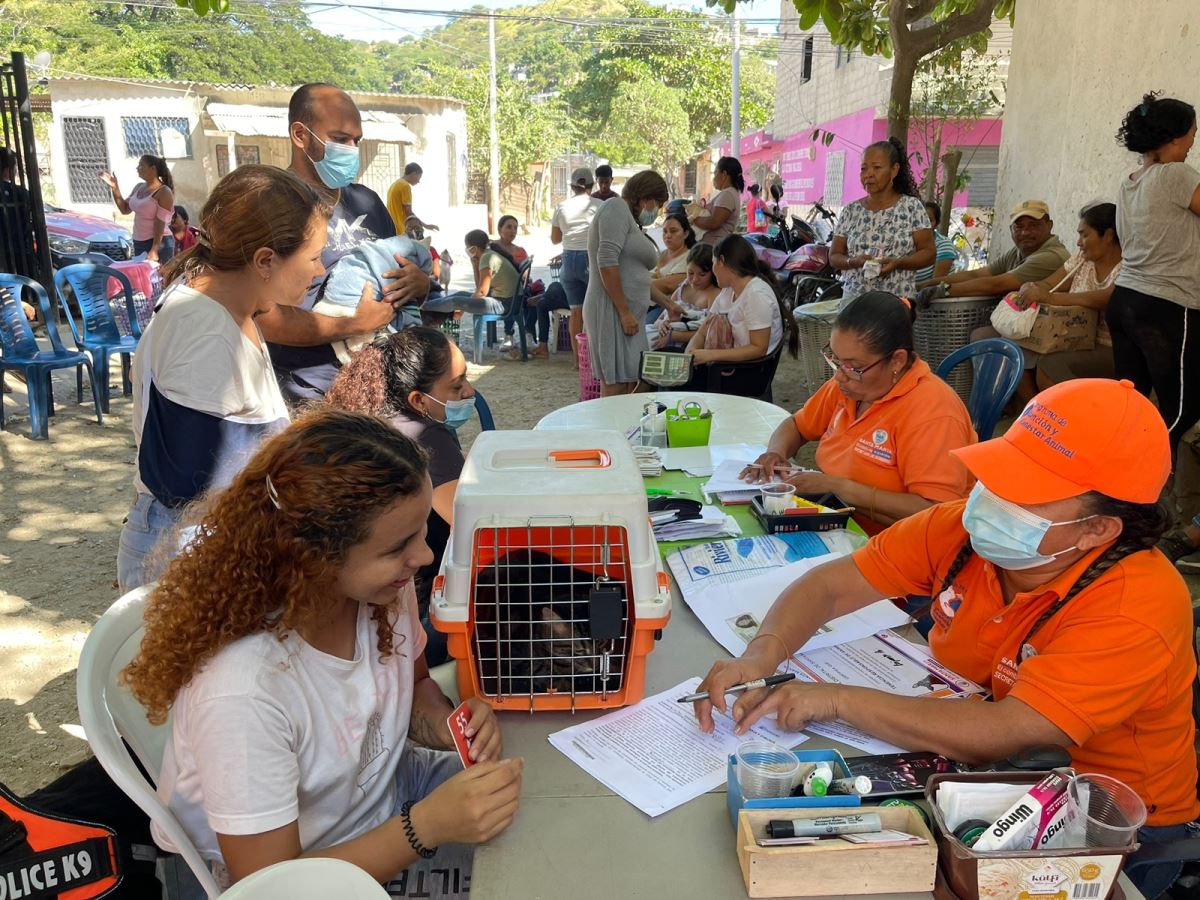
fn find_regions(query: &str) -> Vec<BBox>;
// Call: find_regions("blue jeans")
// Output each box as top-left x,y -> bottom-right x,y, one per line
1129,821 -> 1198,899
536,282 -> 569,344
116,492 -> 182,592
421,292 -> 507,318
559,249 -> 589,308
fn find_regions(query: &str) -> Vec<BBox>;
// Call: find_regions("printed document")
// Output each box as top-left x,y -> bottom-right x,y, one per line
548,677 -> 808,817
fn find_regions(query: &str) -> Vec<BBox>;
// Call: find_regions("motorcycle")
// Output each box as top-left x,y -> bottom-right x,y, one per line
757,202 -> 840,308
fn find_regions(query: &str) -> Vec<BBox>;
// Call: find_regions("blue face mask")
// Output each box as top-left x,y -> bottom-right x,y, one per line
302,124 -> 360,189
423,393 -> 476,431
638,206 -> 659,226
961,483 -> 1092,571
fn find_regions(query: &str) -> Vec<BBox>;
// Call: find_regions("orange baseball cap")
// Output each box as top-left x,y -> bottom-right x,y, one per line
950,379 -> 1169,505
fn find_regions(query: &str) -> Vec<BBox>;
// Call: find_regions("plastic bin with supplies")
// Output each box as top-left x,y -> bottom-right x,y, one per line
726,748 -> 858,828
430,430 -> 672,712
926,771 -> 1140,900
793,299 -> 839,402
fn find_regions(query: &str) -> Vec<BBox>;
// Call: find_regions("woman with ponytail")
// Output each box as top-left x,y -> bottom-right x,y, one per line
830,137 -> 934,305
701,379 -> 1198,900
693,156 -> 745,246
117,165 -> 331,591
685,234 -> 797,369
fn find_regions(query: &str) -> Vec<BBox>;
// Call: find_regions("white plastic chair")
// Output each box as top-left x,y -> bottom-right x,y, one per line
76,586 -> 222,899
429,660 -> 459,705
218,858 -> 389,898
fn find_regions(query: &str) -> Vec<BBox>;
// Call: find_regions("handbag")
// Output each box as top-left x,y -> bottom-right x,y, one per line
989,267 -> 1075,340
703,312 -> 735,350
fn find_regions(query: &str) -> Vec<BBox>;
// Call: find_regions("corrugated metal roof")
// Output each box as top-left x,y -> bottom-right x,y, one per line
48,74 -> 462,106
206,101 -> 416,142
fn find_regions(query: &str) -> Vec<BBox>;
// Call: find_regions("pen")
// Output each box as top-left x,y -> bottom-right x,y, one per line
646,488 -> 693,497
676,673 -> 796,703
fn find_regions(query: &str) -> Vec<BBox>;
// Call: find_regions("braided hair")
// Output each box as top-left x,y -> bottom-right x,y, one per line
918,493 -> 1170,653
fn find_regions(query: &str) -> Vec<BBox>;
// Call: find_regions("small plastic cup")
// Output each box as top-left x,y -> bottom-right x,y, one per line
736,739 -> 800,799
760,483 -> 796,515
1067,773 -> 1146,848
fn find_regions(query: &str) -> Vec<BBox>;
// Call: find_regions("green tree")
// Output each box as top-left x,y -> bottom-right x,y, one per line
569,0 -> 774,154
714,0 -> 1011,142
594,80 -> 692,178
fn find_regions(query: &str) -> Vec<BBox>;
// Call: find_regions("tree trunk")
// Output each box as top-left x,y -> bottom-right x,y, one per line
923,131 -> 942,202
887,46 -> 922,144
940,149 -> 962,236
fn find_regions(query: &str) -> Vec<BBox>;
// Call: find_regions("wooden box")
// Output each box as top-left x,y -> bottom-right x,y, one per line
1016,304 -> 1097,355
736,805 -> 938,898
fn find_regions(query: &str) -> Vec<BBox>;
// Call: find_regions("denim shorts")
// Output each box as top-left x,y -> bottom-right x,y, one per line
116,492 -> 182,592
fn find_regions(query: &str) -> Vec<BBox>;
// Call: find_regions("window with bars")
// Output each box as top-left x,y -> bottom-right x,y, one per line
122,116 -> 192,159
216,144 -> 261,177
683,160 -> 697,197
823,150 -> 845,206
801,37 -> 814,82
62,116 -> 112,204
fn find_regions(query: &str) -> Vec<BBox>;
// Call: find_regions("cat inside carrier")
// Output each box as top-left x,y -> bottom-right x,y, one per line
431,430 -> 671,712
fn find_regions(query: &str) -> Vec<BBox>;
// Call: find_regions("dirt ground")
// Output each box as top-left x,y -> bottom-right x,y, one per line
0,321 -> 814,795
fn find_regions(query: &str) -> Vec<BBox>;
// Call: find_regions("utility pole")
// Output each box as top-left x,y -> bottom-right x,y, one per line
487,15 -> 501,231
730,7 -> 741,160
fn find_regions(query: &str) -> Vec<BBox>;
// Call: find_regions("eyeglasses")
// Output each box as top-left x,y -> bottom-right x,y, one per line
821,344 -> 889,381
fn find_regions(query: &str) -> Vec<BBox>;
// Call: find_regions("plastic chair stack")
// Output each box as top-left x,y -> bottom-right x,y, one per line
54,263 -> 144,413
0,274 -> 104,440
472,257 -> 533,364
934,337 -> 1024,442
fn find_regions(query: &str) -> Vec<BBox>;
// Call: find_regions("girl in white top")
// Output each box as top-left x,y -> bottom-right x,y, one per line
650,211 -> 696,312
686,234 -> 798,366
117,165 -> 331,593
692,156 -> 744,246
124,410 -> 521,895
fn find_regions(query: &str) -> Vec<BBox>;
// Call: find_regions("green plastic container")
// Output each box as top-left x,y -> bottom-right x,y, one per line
665,398 -> 712,447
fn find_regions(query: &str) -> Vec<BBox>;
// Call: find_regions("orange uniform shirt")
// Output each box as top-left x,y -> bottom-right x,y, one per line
853,501 -> 1200,826
793,359 -> 975,534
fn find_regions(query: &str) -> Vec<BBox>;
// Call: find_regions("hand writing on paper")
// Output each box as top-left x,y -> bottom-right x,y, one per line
730,682 -> 842,736
692,655 -> 775,734
740,451 -> 790,484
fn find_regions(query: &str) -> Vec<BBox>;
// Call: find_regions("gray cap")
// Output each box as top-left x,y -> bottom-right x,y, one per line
570,167 -> 594,187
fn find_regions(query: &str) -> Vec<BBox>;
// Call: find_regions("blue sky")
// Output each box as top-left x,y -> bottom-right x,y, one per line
303,0 -> 782,42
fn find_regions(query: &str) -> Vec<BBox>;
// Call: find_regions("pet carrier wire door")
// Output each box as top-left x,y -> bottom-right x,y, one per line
431,430 -> 671,712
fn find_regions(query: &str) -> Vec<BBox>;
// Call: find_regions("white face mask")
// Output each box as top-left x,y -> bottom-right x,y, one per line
961,483 -> 1094,570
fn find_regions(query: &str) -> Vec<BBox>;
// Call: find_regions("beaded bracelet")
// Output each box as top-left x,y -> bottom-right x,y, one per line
399,800 -> 437,859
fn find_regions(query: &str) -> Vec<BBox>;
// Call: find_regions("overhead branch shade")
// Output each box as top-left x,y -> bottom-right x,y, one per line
205,103 -> 416,143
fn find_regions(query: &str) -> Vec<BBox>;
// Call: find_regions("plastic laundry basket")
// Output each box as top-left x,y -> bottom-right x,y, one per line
794,300 -> 839,402
576,332 -> 601,401
913,296 -> 995,402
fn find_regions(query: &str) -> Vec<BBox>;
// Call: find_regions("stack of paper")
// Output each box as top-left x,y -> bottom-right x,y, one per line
652,505 -> 741,542
632,445 -> 662,477
700,458 -> 818,504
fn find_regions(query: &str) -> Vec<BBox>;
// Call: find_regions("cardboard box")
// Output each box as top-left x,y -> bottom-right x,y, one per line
736,805 -> 938,897
926,773 -> 1138,900
1016,304 -> 1098,355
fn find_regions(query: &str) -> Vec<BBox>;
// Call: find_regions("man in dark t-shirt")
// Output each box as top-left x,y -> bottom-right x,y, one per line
258,83 -> 436,402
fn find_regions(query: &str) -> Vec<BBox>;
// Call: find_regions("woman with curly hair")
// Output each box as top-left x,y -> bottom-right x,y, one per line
117,164 -> 334,593
124,409 -> 521,896
325,327 -> 475,665
698,379 -> 1198,899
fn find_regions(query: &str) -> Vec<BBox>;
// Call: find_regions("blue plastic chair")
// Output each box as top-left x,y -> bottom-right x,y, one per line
474,389 -> 495,431
0,274 -> 104,439
934,337 -> 1024,442
54,263 -> 143,413
473,257 -> 533,365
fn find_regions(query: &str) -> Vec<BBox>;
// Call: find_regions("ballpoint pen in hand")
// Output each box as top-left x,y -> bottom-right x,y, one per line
677,673 -> 797,703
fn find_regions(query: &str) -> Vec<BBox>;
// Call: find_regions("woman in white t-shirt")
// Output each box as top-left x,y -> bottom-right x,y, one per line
117,165 -> 388,592
685,235 -> 798,378
1109,92 -> 1200,451
124,410 -> 521,896
692,156 -> 744,246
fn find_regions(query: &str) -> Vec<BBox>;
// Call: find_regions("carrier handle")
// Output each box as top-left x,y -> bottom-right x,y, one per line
548,449 -> 611,468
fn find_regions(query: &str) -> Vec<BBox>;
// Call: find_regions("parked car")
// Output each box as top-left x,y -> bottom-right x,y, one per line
44,205 -> 136,266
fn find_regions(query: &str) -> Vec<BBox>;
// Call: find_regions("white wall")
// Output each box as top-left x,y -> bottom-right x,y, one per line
995,0 -> 1200,255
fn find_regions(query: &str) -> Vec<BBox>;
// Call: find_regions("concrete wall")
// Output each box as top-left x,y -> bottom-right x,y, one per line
995,0 -> 1200,256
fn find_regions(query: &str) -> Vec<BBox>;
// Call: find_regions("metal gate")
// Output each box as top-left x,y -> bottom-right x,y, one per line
0,52 -> 52,290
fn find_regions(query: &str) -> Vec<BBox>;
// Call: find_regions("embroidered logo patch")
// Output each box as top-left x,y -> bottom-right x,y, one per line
872,428 -> 888,446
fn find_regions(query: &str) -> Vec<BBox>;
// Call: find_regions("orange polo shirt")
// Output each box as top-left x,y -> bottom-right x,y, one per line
853,501 -> 1200,826
793,359 -> 975,534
